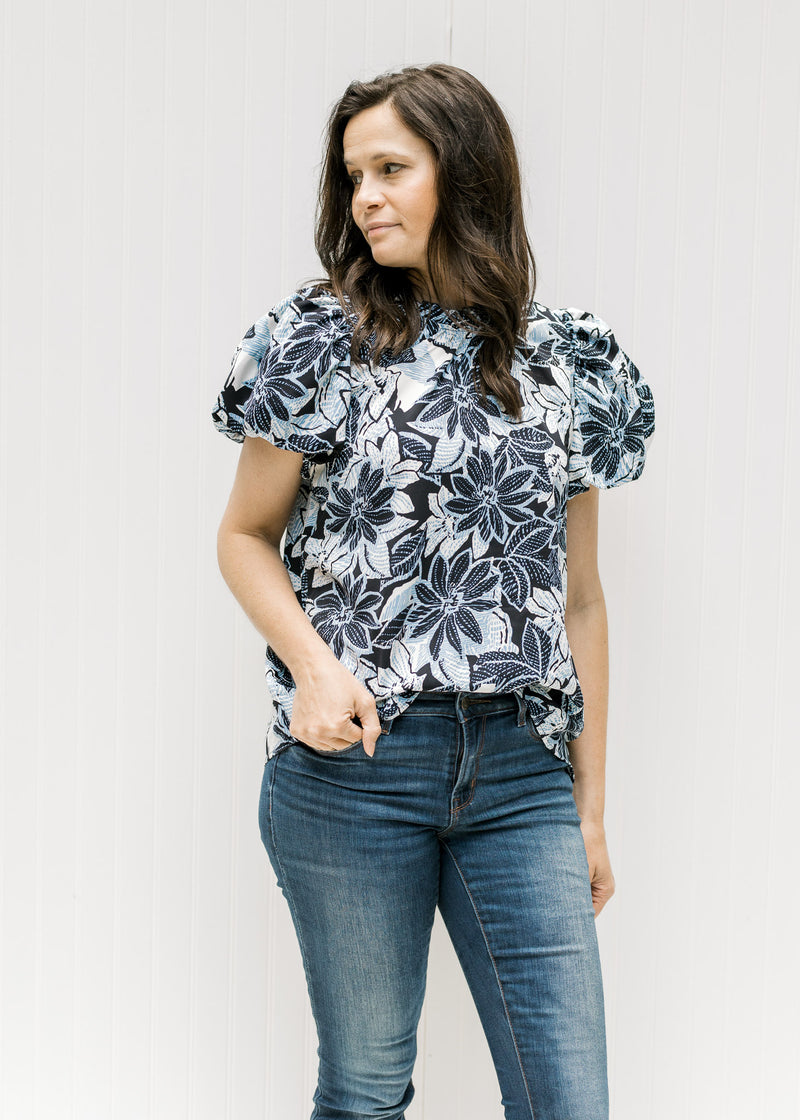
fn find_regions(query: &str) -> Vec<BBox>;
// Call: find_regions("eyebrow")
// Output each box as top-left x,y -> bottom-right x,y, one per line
343,152 -> 405,169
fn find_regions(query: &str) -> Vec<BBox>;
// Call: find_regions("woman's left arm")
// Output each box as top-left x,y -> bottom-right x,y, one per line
564,486 -> 616,917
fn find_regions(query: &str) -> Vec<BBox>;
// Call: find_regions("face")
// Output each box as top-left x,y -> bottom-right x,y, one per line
342,101 -> 438,292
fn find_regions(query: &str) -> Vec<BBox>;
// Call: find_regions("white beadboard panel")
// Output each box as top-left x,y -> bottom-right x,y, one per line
38,0 -> 92,1115
2,0 -> 800,1118
72,0 -> 127,1111
3,2 -> 48,1120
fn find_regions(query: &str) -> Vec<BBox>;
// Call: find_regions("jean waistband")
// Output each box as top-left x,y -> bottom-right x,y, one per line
400,691 -> 524,718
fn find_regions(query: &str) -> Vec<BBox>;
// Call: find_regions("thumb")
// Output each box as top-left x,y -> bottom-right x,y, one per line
351,697 -> 383,758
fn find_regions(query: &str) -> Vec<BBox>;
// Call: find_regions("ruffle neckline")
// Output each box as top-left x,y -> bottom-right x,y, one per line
302,285 -> 488,342
415,299 -> 491,337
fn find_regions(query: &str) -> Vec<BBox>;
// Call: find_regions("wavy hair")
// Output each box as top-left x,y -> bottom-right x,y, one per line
313,63 -> 537,420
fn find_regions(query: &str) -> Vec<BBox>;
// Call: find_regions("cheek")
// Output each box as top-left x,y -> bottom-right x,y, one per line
408,178 -> 437,232
421,176 -> 438,230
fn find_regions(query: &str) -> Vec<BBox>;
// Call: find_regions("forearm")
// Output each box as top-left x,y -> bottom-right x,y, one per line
564,596 -> 609,825
216,528 -> 336,684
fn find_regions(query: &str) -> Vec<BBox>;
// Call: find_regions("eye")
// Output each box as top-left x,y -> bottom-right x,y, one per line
347,163 -> 404,189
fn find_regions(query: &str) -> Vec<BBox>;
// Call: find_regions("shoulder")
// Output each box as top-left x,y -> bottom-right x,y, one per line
261,282 -> 353,343
211,283 -> 354,446
523,302 -> 650,401
523,300 -> 616,356
534,305 -> 655,496
228,283 -> 350,375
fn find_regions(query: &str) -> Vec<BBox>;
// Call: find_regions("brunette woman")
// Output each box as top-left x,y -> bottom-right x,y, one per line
213,62 -> 655,1120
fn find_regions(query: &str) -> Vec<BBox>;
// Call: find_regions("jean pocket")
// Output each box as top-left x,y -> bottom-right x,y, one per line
295,738 -> 365,758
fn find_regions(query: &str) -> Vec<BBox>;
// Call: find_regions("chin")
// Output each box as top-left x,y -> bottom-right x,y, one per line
371,252 -> 420,273
371,251 -> 403,268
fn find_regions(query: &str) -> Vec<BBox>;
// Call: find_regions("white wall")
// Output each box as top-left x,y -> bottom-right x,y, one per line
2,0 -> 799,1117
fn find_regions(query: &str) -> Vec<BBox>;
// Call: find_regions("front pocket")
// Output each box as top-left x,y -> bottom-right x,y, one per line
296,738 -> 365,758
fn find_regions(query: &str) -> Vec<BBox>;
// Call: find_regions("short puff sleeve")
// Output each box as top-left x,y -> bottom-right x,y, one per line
564,309 -> 655,499
211,287 -> 354,463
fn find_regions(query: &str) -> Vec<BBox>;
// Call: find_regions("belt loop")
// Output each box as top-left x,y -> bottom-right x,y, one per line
515,691 -> 527,727
455,691 -> 467,724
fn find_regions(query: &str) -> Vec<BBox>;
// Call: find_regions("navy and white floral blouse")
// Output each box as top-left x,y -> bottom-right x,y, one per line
212,284 -> 655,781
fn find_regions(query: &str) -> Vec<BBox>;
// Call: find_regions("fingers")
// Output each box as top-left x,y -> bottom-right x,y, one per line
290,681 -> 384,757
345,711 -> 382,758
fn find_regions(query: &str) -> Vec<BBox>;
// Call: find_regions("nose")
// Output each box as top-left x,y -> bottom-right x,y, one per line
356,172 -> 385,211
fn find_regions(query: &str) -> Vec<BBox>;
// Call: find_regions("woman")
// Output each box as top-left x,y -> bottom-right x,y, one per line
213,62 -> 654,1120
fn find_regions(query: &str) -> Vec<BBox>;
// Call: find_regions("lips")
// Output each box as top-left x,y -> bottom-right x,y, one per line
366,223 -> 398,235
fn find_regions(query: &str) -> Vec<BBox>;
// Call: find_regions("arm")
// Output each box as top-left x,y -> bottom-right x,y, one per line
216,435 -> 382,755
564,485 -> 616,915
217,435 -> 334,670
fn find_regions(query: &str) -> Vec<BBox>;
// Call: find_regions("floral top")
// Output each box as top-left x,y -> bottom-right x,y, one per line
212,284 -> 655,780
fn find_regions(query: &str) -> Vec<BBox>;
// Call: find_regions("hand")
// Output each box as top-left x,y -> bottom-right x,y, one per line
290,657 -> 383,758
578,820 -> 616,918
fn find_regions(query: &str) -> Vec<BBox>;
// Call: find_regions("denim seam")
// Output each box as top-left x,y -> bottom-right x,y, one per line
452,712 -> 488,813
268,741 -> 292,763
439,840 -> 536,1120
267,753 -> 323,1043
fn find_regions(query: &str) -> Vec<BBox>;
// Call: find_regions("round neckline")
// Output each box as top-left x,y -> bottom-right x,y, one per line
416,300 -> 489,333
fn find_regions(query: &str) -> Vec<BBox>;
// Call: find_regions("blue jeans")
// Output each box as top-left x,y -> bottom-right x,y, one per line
259,691 -> 609,1120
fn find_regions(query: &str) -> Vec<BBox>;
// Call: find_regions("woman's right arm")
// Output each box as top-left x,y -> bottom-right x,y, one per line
216,435 -> 382,756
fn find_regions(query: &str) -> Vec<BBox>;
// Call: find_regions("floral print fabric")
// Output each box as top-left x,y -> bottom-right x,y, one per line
212,285 -> 655,780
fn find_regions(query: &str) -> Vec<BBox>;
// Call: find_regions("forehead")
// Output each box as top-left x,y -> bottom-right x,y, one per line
342,101 -> 430,165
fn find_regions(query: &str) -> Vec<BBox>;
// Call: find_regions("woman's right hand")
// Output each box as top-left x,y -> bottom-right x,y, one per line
289,657 -> 384,757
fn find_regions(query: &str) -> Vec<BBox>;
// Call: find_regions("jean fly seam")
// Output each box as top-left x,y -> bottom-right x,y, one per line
452,711 -> 488,813
439,839 -> 537,1120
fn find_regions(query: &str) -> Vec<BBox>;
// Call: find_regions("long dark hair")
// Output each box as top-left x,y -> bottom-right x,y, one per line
314,63 -> 537,420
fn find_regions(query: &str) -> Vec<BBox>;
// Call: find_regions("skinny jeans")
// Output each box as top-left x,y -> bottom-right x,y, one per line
259,690 -> 609,1120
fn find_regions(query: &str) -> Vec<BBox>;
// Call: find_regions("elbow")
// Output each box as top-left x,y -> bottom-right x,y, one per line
216,518 -> 235,583
216,516 -> 279,579
565,581 -> 606,616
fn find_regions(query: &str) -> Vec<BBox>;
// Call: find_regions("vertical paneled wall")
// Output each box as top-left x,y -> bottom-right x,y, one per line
2,0 -> 798,1117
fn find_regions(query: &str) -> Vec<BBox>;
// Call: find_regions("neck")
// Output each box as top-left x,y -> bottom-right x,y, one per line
408,271 -> 475,309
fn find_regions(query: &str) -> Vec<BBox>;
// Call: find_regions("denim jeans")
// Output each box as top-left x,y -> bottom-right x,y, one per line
259,691 -> 609,1120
